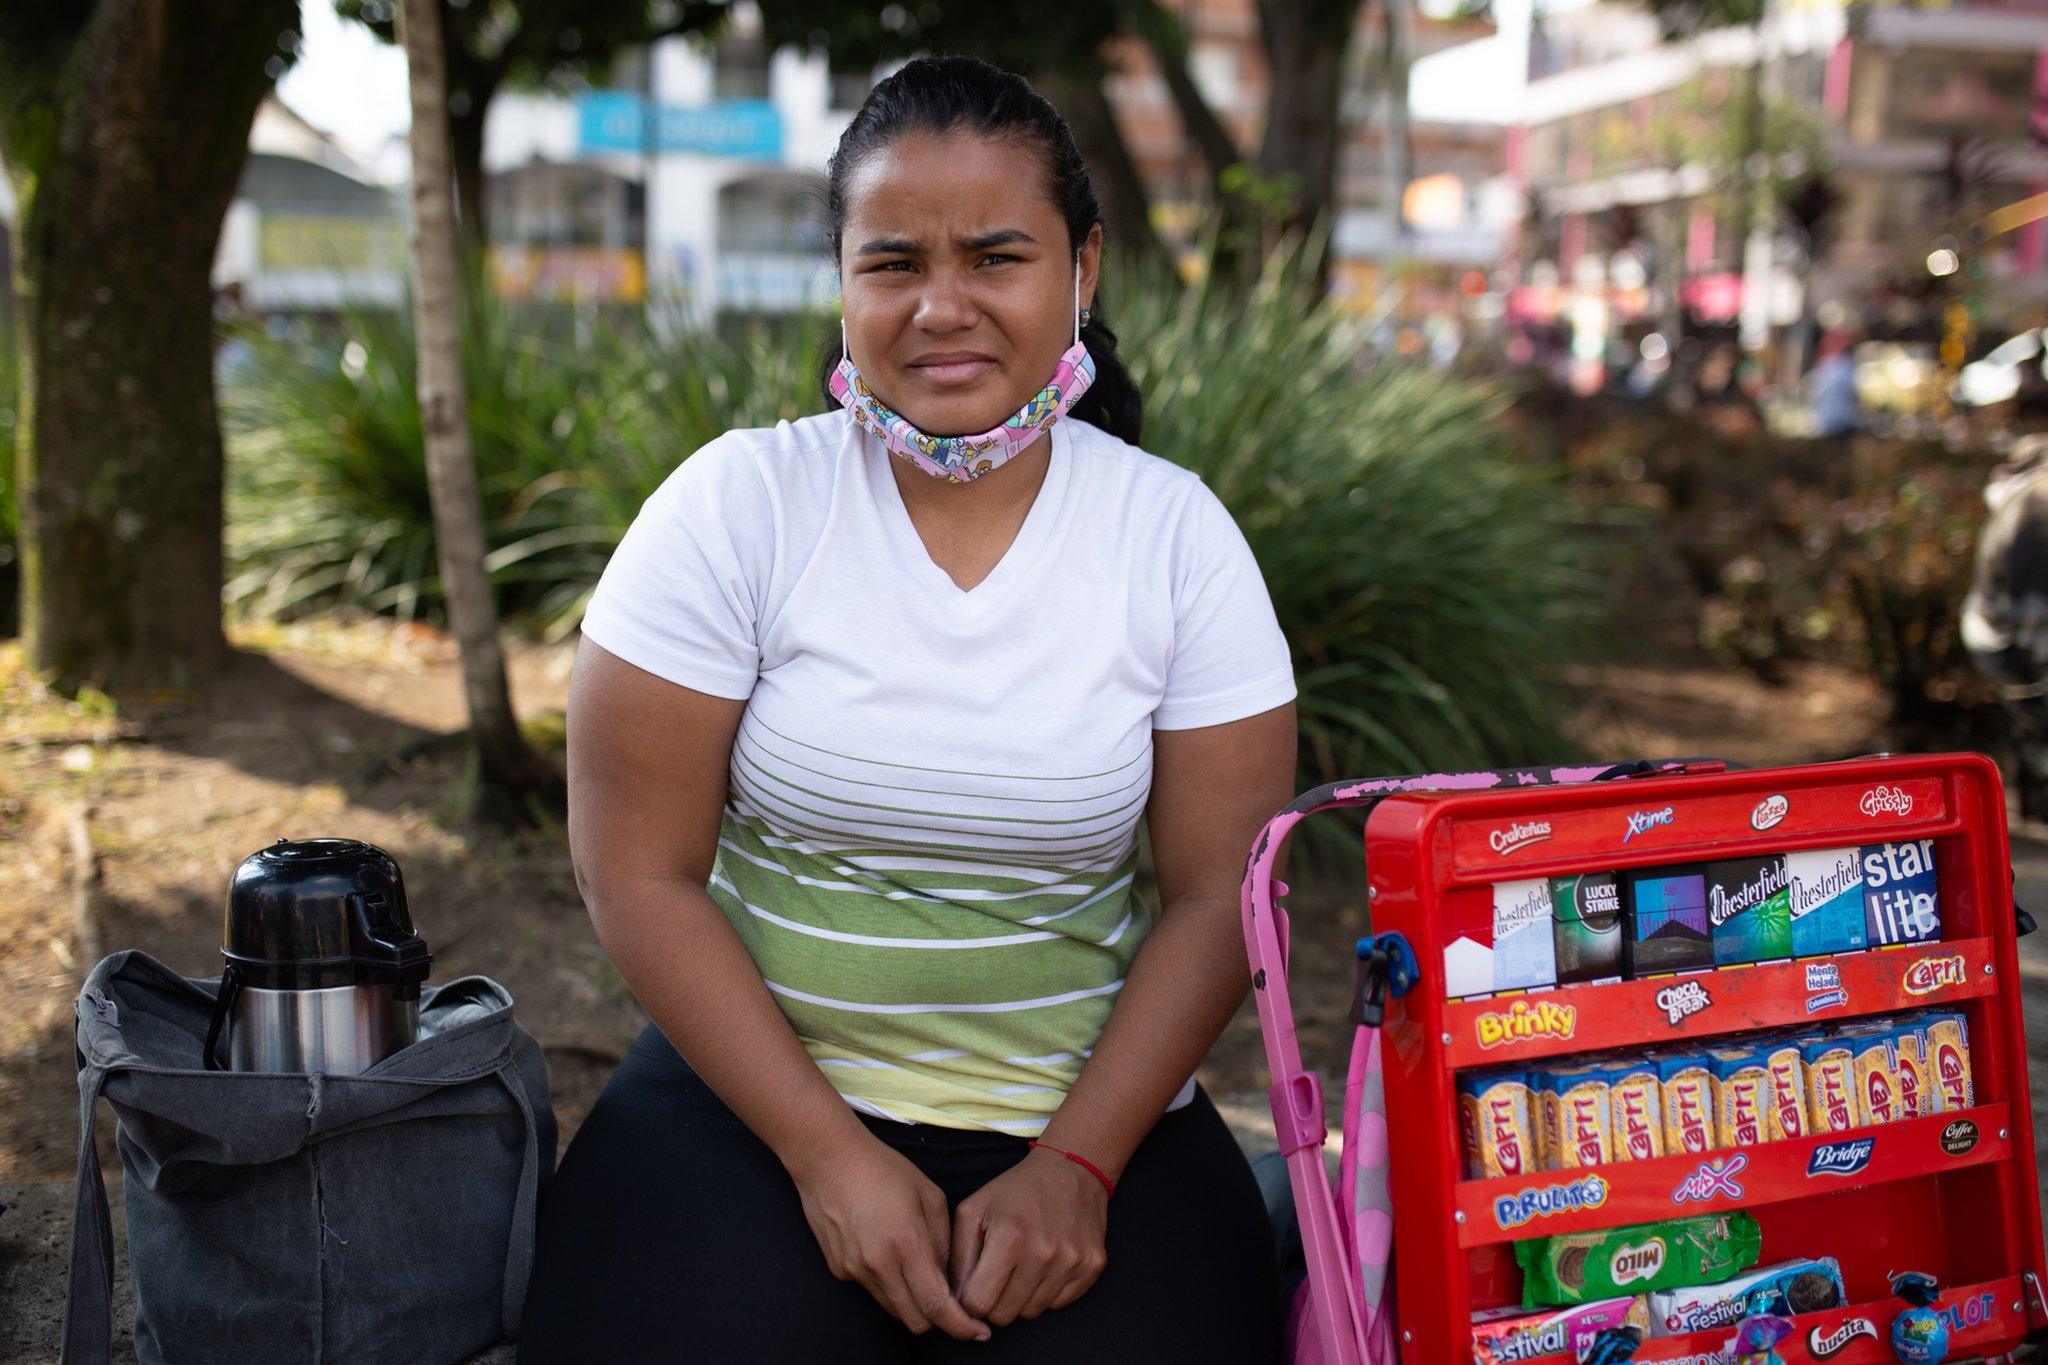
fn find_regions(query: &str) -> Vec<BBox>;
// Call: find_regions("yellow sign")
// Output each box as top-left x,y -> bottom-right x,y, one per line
488,246 -> 646,304
258,215 -> 404,272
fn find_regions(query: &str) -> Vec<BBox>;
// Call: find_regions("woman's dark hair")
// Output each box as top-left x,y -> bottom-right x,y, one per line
816,54 -> 1143,447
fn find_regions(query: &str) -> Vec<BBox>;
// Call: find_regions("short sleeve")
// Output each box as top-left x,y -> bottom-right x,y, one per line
1152,482 -> 1298,730
576,435 -> 769,700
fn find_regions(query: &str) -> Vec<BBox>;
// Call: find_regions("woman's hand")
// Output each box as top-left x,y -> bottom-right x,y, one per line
950,1146 -> 1110,1326
788,1134 -> 991,1341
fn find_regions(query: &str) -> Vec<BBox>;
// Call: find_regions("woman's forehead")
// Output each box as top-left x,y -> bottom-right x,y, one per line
841,132 -> 1061,244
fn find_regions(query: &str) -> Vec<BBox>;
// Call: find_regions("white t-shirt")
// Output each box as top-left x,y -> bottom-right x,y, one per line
578,409 -> 1297,1133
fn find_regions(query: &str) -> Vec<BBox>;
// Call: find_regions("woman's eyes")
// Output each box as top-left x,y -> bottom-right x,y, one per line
872,254 -> 1021,273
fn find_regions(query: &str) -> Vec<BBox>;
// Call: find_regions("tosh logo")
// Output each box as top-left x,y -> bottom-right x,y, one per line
1860,784 -> 1915,817
1488,819 -> 1552,855
1903,954 -> 1965,996
1808,1317 -> 1878,1358
1487,1096 -> 1525,1176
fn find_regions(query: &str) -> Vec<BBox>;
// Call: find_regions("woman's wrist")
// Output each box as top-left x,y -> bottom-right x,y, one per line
769,1100 -> 878,1185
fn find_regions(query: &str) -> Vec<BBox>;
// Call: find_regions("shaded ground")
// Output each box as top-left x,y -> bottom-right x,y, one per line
6,614 -> 2040,1361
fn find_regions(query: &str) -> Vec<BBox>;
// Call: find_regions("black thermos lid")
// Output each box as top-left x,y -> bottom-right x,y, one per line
222,838 -> 432,997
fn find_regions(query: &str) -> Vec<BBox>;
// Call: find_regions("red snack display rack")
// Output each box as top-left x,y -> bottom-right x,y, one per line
1363,753 -> 2047,1364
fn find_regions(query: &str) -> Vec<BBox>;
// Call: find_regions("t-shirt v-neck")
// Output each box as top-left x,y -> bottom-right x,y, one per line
863,418 -> 1071,612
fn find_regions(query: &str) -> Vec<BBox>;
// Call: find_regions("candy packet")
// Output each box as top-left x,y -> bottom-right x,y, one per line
1517,1212 -> 1762,1307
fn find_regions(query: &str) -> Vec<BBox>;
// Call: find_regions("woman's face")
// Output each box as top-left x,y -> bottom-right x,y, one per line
838,131 -> 1101,437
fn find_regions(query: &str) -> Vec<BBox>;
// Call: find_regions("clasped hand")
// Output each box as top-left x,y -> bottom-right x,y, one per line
791,1135 -> 1110,1340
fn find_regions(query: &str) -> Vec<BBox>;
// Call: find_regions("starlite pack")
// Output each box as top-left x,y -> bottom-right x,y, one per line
1783,845 -> 1870,958
1862,838 -> 1941,946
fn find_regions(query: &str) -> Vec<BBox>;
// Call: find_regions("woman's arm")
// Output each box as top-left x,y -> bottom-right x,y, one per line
568,640 -> 988,1341
950,699 -> 1298,1323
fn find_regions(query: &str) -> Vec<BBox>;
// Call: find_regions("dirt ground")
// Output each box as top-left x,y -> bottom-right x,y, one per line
0,616 -> 1896,1184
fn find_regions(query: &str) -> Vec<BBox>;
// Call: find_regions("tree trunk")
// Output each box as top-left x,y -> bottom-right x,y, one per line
1034,66 -> 1171,269
398,0 -> 561,827
1379,0 -> 1414,260
450,97 -> 490,247
1255,0 -> 1364,290
0,1 -> 290,693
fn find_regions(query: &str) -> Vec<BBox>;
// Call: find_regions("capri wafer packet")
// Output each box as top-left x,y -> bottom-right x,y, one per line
1460,1069 -> 1537,1180
1657,1053 -> 1715,1156
1516,1213 -> 1762,1307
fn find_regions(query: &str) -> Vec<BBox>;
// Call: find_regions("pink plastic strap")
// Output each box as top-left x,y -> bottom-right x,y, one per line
1268,1071 -> 1327,1156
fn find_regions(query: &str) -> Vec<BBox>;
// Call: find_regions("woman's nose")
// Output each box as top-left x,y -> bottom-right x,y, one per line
912,276 -> 978,332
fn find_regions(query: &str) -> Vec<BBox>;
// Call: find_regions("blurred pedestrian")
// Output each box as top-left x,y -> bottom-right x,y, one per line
1963,420 -> 2048,817
1809,329 -> 1862,438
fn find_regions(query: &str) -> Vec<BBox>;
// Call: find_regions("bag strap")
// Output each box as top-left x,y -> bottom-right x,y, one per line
61,1055 -> 115,1364
492,1059 -> 543,1339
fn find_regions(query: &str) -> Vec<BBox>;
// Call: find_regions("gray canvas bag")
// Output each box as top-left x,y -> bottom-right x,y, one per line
63,949 -> 557,1364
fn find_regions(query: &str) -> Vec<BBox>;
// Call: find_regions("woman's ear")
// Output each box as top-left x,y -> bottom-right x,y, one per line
1080,223 -> 1104,313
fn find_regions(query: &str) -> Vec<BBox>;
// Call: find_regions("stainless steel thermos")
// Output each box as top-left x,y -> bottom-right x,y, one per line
203,837 -> 432,1074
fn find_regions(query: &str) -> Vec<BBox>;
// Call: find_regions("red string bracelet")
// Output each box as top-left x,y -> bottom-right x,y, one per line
1027,1139 -> 1115,1197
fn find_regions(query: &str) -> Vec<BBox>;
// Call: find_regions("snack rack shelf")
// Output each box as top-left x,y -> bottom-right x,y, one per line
1360,753 -> 2047,1364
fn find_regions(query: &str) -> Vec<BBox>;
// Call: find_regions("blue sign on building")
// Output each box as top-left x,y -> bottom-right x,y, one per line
576,91 -> 783,162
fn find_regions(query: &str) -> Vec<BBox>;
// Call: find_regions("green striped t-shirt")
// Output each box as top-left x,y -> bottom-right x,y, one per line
578,412 -> 1297,1133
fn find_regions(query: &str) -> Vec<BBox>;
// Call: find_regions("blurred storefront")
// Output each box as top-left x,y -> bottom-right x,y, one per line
1504,0 -> 2048,390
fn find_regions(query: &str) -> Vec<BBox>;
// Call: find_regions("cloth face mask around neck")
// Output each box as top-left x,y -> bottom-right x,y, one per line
830,262 -> 1097,484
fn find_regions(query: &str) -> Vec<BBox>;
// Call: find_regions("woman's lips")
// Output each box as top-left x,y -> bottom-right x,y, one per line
909,357 -> 995,386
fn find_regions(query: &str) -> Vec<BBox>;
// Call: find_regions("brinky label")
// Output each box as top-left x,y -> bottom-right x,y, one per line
1476,998 -> 1577,1049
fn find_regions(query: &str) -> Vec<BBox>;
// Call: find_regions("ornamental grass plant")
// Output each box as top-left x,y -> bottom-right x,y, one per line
223,252 -> 1594,833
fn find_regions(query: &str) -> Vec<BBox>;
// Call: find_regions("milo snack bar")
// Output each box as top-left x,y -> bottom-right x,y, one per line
1546,1063 -> 1614,1170
1891,1018 -> 1933,1119
1708,1045 -> 1773,1149
1657,1053 -> 1716,1156
1460,1070 -> 1537,1180
1924,1010 -> 1974,1111
1650,1257 -> 1845,1336
1472,1297 -> 1651,1365
1704,855 -> 1794,965
1604,1061 -> 1664,1164
1517,1212 -> 1763,1308
1760,1037 -> 1807,1141
1801,1034 -> 1859,1135
1842,1022 -> 1902,1126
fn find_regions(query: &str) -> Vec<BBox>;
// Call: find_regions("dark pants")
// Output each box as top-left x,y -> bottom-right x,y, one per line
518,1022 -> 1283,1363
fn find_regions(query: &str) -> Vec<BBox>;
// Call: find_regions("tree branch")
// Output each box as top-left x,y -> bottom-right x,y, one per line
1131,0 -> 1243,187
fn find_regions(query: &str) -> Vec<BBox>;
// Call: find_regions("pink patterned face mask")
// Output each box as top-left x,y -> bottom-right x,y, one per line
830,261 -> 1096,483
